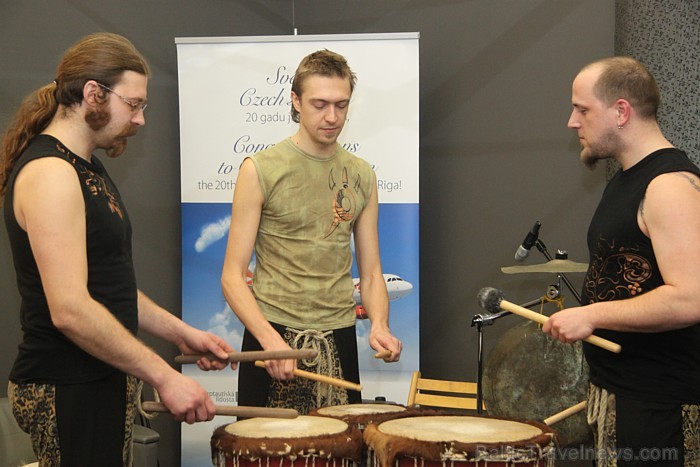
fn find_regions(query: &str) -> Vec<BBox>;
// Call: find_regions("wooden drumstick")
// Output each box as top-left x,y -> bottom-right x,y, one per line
374,349 -> 392,359
544,401 -> 587,426
175,349 -> 318,365
254,360 -> 362,392
477,287 -> 622,354
141,401 -> 298,419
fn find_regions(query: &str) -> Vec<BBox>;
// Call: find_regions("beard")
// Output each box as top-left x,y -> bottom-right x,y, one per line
105,123 -> 138,158
85,105 -> 110,131
84,106 -> 138,158
580,127 -> 620,170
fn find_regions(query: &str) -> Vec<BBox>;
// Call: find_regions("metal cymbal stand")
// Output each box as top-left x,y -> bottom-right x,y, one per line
534,238 -> 582,305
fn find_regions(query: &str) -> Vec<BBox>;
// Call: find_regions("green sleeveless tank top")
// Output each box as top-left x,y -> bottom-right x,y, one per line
249,138 -> 374,330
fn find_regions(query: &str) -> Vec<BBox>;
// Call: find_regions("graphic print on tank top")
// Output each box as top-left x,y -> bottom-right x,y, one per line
55,141 -> 124,220
324,166 -> 361,238
583,235 -> 653,303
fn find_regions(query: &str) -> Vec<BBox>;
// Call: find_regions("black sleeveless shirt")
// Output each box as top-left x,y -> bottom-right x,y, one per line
582,148 -> 700,403
5,135 -> 138,384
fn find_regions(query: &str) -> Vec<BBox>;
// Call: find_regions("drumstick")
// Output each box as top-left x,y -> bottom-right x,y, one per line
254,361 -> 362,392
174,349 -> 318,365
544,401 -> 586,426
477,287 -> 622,354
141,401 -> 298,419
374,350 -> 392,359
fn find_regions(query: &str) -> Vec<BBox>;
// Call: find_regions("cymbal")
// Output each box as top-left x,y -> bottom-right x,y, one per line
501,259 -> 588,274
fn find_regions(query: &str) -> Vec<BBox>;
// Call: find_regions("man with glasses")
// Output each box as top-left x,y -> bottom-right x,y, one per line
0,32 -> 234,466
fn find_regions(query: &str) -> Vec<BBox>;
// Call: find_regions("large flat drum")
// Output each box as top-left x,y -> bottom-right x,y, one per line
211,415 -> 363,467
483,321 -> 592,446
364,414 -> 557,467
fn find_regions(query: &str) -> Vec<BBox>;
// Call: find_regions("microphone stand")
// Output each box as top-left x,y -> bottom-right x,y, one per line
470,297 -> 544,415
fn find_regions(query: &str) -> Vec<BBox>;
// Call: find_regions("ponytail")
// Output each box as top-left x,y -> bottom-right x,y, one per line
0,82 -> 59,198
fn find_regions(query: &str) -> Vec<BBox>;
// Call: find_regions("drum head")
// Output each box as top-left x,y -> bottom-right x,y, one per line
378,415 -> 543,443
225,415 -> 348,438
483,321 -> 592,446
363,414 -> 556,466
315,404 -> 406,417
212,416 -> 363,463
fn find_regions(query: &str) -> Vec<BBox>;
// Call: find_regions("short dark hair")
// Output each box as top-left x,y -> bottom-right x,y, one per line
586,56 -> 660,120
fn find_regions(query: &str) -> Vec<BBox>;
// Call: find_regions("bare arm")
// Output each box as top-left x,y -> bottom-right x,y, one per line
14,157 -> 224,423
544,171 -> 700,341
353,172 -> 402,362
221,158 -> 295,379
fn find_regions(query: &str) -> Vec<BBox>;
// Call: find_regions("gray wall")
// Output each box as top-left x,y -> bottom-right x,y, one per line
615,0 -> 700,166
0,1 -> 614,465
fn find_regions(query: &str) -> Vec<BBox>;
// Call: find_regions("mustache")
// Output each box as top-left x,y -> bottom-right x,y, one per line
120,124 -> 139,138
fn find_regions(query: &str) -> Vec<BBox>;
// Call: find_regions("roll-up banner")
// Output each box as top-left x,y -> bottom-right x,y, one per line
176,33 -> 419,466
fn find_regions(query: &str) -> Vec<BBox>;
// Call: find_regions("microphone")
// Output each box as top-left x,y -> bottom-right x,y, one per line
514,221 -> 541,262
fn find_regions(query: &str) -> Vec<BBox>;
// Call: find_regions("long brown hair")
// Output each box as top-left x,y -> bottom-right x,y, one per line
0,32 -> 150,197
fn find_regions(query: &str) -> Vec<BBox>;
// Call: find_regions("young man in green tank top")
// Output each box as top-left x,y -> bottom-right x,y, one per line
222,50 -> 402,414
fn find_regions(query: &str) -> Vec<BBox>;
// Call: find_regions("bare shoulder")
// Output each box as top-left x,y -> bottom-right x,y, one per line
668,170 -> 700,193
640,170 -> 700,235
15,156 -> 79,187
13,157 -> 82,226
646,170 -> 700,199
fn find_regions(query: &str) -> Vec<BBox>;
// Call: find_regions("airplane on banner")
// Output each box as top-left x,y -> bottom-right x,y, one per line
245,263 -> 413,319
353,274 -> 413,319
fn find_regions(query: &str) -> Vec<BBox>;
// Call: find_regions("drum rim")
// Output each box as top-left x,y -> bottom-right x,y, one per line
211,417 -> 364,462
311,403 -> 408,416
363,414 -> 558,466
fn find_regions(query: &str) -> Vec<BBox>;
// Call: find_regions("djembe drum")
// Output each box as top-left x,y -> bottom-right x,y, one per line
211,415 -> 363,467
309,403 -> 412,430
363,415 -> 558,467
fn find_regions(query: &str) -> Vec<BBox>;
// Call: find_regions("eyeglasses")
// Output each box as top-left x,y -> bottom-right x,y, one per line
97,83 -> 148,112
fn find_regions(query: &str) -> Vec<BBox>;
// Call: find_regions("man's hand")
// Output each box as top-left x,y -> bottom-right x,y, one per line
177,327 -> 237,371
369,326 -> 402,362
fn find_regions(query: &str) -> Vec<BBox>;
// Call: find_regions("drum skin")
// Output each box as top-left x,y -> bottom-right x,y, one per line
309,403 -> 415,429
211,416 -> 363,467
363,414 -> 557,467
483,322 -> 593,446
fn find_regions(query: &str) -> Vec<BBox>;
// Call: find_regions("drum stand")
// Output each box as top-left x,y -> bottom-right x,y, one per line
470,237 -> 583,414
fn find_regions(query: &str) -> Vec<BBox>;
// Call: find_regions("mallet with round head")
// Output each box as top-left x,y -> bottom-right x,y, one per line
477,286 -> 621,354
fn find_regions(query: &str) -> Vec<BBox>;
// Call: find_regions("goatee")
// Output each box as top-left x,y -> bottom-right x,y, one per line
106,124 -> 138,158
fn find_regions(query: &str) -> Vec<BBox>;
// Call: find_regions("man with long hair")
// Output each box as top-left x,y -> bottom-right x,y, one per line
1,32 -> 234,466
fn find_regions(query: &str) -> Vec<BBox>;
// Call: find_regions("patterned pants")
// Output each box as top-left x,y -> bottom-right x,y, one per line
8,372 -> 138,466
587,383 -> 700,466
238,322 -> 361,415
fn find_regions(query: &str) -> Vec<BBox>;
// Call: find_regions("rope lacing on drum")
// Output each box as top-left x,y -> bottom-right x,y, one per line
288,327 -> 348,407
